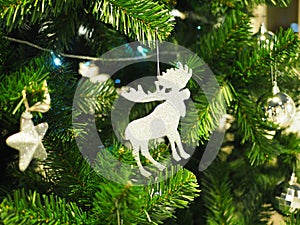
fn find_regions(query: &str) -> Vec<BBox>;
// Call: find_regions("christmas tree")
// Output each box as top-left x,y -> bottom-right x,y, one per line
1,0 -> 300,224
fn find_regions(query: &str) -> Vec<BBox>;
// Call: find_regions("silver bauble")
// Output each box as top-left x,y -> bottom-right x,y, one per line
261,83 -> 296,128
274,173 -> 300,215
254,23 -> 275,49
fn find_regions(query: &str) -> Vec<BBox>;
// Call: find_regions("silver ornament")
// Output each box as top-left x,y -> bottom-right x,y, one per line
254,23 -> 275,49
275,173 -> 300,215
262,82 -> 296,128
6,111 -> 48,171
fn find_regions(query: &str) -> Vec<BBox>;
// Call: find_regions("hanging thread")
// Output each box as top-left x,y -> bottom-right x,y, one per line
156,28 -> 161,76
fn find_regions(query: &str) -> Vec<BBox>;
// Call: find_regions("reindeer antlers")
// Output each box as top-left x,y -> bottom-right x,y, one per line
158,63 -> 192,89
121,63 -> 192,103
121,83 -> 166,103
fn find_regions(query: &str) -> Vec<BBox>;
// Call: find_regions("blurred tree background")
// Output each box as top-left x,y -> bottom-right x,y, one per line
1,0 -> 300,224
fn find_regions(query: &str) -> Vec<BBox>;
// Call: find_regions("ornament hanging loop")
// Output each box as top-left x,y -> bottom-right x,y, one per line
22,89 -> 30,112
271,64 -> 281,95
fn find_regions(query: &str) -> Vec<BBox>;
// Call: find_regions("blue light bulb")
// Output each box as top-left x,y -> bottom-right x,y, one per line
51,51 -> 62,67
53,57 -> 62,66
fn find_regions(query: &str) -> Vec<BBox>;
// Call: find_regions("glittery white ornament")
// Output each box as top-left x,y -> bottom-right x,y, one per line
121,63 -> 192,177
78,61 -> 110,83
6,111 -> 48,171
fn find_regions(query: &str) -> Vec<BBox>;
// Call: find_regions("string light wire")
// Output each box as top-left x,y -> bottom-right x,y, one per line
4,36 -> 181,62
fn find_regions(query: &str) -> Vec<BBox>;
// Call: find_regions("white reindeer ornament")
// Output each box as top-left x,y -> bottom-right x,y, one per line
121,63 -> 192,177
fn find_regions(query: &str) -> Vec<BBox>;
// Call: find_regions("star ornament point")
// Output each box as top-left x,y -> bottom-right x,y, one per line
6,119 -> 48,172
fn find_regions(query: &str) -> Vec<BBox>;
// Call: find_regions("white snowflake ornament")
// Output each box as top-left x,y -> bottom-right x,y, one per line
6,111 -> 48,171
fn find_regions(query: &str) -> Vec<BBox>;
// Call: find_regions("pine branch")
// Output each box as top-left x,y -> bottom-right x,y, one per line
72,79 -> 117,115
0,57 -> 49,117
90,166 -> 199,225
196,10 -> 253,74
91,181 -> 145,225
230,28 -> 300,166
233,28 -> 299,89
229,157 -> 279,224
201,162 -> 239,225
182,82 -> 234,145
42,141 -> 104,209
0,0 -> 81,32
44,66 -> 79,144
0,0 -> 174,43
143,168 -> 200,224
278,133 -> 300,156
0,189 -> 87,224
234,92 -> 283,166
89,0 -> 174,42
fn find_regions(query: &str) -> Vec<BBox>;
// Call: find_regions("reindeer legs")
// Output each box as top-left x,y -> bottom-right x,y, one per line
140,142 -> 165,172
168,135 -> 181,161
172,132 -> 190,159
132,142 -> 152,177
